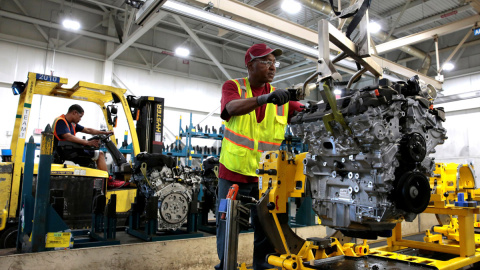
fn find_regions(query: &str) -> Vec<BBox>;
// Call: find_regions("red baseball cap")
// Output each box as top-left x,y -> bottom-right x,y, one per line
245,43 -> 282,66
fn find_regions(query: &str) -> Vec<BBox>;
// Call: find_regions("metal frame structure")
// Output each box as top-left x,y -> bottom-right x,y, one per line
165,0 -> 442,89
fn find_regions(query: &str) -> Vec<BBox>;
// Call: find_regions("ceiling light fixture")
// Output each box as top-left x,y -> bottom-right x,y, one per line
62,0 -> 81,30
62,18 -> 81,30
162,1 -> 317,56
175,47 -> 190,57
333,89 -> 342,95
368,21 -> 381,33
281,0 -> 302,14
442,62 -> 454,71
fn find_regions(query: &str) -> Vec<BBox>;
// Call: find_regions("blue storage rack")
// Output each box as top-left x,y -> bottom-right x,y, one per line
163,113 -> 224,167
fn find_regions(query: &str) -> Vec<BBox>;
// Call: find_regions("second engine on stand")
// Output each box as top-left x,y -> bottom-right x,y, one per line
125,96 -> 201,232
291,76 -> 447,238
130,153 -> 201,230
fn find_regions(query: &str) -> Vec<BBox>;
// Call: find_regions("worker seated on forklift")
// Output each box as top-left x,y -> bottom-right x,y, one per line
52,104 -> 113,171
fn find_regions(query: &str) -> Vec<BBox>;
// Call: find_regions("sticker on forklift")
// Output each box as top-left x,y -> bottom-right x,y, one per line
259,176 -> 263,190
51,171 -> 74,175
45,232 -> 72,248
72,96 -> 88,101
74,169 -> 86,176
36,74 -> 60,83
155,132 -> 162,142
19,108 -> 30,139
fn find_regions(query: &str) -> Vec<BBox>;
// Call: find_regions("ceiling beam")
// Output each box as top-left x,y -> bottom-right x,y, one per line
107,11 -> 168,60
376,15 -> 480,54
12,0 -> 49,42
393,5 -> 473,35
173,14 -> 232,79
80,0 -> 124,11
179,0 -> 322,47
47,0 -> 105,15
397,38 -> 480,64
468,0 -> 480,13
0,9 -> 246,74
382,0 -> 432,18
272,68 -> 317,84
164,0 -> 441,88
384,0 -> 411,41
275,66 -> 316,78
255,0 -> 280,11
0,26 -> 226,85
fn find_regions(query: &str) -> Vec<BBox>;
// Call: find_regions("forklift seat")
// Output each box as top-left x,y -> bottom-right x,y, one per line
54,141 -> 97,168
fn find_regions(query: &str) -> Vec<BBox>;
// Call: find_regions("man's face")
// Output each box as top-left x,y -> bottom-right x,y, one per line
248,53 -> 277,83
72,111 -> 84,124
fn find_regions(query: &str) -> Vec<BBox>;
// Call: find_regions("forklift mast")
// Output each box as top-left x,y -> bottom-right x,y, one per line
127,96 -> 165,154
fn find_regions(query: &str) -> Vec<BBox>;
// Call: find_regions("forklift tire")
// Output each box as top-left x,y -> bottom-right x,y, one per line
0,226 -> 18,249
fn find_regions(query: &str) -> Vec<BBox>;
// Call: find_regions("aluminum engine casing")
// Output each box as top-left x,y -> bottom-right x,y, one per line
291,77 -> 447,238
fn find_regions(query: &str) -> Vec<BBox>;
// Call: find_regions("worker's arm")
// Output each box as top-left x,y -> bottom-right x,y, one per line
225,90 -> 290,116
225,97 -> 260,116
81,127 -> 113,136
61,133 -> 99,147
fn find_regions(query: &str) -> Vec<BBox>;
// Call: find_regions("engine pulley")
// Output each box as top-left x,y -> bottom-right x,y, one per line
395,171 -> 431,214
400,132 -> 427,163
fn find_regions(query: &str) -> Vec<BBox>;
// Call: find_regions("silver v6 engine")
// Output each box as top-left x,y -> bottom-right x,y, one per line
291,76 -> 447,239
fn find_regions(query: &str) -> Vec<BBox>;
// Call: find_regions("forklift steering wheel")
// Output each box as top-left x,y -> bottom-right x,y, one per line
88,133 -> 114,142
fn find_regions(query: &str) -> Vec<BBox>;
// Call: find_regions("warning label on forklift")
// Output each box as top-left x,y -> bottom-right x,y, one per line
45,232 -> 72,248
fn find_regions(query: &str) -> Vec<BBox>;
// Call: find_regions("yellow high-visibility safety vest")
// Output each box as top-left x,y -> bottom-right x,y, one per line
220,77 -> 289,177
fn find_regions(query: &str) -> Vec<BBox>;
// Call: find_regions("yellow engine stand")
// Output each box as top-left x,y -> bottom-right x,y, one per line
371,163 -> 480,270
253,151 -> 370,270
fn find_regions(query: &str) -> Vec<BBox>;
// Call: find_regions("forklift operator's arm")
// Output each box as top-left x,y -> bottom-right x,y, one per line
61,133 -> 99,147
81,127 -> 114,136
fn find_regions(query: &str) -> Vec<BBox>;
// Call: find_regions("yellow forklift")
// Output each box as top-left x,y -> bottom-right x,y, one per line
0,72 -> 166,248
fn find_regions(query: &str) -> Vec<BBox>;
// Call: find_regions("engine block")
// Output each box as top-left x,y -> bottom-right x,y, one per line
132,153 -> 201,231
291,77 -> 447,238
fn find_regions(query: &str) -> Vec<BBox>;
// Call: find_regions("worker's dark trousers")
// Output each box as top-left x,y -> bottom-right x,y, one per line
215,178 -> 275,270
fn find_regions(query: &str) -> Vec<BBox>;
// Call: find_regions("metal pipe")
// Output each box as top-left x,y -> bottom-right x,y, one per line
435,36 -> 440,74
347,67 -> 367,89
272,68 -> 317,84
297,0 -> 431,74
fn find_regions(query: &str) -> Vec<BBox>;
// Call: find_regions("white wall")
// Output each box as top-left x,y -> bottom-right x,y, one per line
433,72 -> 480,168
0,40 -> 223,153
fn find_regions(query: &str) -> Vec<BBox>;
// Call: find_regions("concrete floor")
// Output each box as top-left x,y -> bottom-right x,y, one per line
0,213 -> 440,270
